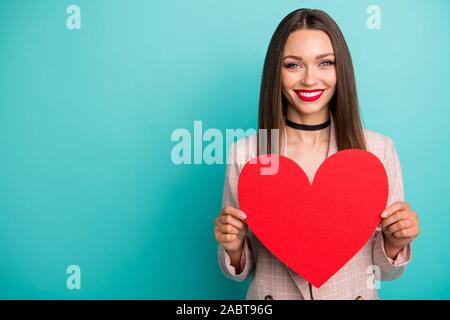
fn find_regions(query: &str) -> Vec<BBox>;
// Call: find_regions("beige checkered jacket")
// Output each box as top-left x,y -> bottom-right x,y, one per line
217,113 -> 411,300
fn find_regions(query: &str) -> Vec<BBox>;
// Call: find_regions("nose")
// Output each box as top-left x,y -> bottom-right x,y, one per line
300,66 -> 317,87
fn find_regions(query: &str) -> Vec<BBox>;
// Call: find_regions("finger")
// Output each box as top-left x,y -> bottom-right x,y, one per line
220,214 -> 245,230
221,205 -> 247,220
393,227 -> 418,239
385,219 -> 413,235
219,224 -> 240,235
381,201 -> 410,218
381,211 -> 408,229
217,233 -> 238,243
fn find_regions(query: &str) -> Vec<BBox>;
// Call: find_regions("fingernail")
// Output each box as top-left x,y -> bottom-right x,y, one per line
381,211 -> 388,218
241,212 -> 247,219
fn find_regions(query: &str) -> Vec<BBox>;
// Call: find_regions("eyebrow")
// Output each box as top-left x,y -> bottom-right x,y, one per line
282,53 -> 335,61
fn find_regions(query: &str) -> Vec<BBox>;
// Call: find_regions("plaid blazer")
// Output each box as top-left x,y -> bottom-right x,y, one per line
217,113 -> 411,300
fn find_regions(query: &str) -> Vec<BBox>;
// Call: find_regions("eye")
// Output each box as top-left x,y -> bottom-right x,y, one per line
285,63 -> 302,69
319,60 -> 335,67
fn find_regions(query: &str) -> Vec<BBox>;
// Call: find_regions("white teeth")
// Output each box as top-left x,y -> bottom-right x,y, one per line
299,91 -> 322,97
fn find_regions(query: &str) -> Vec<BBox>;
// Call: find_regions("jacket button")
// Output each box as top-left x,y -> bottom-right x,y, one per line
355,296 -> 365,300
264,295 -> 273,300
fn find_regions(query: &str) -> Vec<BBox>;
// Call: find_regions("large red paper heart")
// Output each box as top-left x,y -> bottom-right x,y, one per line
237,150 -> 388,288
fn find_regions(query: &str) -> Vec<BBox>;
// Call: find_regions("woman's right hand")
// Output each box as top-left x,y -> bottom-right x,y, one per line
214,205 -> 248,254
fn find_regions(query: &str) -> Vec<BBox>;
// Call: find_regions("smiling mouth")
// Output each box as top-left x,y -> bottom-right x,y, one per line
294,89 -> 325,102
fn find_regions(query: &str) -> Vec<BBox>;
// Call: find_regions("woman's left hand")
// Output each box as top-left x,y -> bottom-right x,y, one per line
380,201 -> 420,257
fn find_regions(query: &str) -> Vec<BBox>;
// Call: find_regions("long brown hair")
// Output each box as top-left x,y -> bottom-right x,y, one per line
258,8 -> 367,155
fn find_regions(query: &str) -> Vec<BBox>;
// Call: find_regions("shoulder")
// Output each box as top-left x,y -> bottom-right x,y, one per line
227,129 -> 399,167
227,134 -> 258,170
363,129 -> 404,202
363,128 -> 397,165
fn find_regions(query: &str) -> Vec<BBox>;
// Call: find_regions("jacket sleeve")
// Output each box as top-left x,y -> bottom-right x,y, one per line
217,141 -> 255,282
372,136 -> 412,281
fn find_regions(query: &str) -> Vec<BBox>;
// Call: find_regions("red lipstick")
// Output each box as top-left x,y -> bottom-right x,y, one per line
294,89 -> 325,102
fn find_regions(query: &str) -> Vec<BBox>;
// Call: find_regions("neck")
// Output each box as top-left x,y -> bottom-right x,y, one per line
285,107 -> 330,146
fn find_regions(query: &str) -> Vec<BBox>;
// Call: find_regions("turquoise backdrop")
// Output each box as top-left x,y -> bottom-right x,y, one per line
0,0 -> 449,299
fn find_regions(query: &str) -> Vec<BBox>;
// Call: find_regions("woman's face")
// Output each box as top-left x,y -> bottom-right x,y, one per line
281,29 -> 337,116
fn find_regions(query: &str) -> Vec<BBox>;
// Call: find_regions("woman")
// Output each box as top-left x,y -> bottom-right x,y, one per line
214,8 -> 419,300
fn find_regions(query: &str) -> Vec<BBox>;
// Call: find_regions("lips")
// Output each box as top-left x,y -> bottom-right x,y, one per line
294,89 -> 325,102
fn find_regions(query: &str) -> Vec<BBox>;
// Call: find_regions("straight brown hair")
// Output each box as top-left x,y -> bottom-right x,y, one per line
257,8 -> 367,155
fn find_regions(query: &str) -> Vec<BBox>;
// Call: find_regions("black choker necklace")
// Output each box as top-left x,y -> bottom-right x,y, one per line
285,117 -> 331,131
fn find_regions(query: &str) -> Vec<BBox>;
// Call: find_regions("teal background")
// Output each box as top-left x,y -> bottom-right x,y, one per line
0,0 -> 449,299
